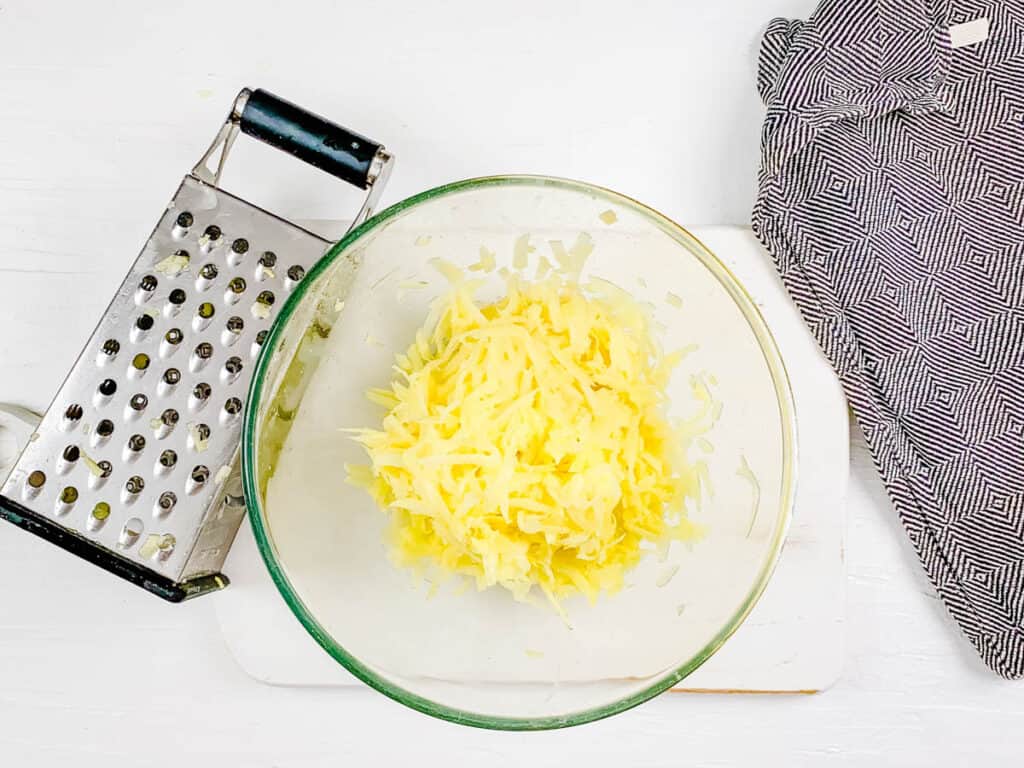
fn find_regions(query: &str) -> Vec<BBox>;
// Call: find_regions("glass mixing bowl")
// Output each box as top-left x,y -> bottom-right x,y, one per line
242,176 -> 796,729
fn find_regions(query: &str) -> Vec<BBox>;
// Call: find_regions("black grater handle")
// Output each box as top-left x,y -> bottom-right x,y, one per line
238,89 -> 383,190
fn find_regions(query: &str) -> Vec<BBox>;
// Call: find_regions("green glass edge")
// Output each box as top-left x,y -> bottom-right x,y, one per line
241,174 -> 798,731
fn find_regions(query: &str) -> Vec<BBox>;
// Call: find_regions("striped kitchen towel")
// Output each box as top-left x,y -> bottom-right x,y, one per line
753,0 -> 1024,678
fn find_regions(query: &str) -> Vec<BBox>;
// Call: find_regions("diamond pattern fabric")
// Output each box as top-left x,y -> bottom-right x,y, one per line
753,0 -> 1024,677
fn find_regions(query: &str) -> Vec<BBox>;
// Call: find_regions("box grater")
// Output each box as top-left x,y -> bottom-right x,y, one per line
0,88 -> 392,601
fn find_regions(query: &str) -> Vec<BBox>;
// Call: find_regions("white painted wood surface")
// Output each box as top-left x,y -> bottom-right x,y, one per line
216,225 -> 849,693
1,1 -> 1022,765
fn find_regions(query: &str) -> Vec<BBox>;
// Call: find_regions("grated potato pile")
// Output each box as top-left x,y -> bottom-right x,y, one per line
347,239 -> 712,607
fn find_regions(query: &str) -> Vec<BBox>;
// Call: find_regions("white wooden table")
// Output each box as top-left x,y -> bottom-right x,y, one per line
1,1 -> 1021,764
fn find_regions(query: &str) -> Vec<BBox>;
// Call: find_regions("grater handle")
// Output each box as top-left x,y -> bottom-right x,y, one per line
239,89 -> 383,190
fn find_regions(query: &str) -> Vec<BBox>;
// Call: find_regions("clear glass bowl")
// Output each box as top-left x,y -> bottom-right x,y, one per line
242,176 -> 796,729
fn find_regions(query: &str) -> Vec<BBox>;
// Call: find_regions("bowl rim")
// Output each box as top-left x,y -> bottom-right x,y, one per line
241,174 -> 798,730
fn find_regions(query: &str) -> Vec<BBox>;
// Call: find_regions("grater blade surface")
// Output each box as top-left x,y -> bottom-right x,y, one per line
0,175 -> 333,595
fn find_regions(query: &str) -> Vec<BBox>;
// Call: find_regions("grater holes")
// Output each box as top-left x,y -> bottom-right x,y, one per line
95,378 -> 117,405
55,485 -> 78,515
155,249 -> 191,283
193,301 -> 215,331
227,238 -> 249,267
187,423 -> 210,453
156,449 -> 178,477
121,476 -> 145,506
189,382 -> 212,411
225,277 -> 246,305
98,338 -> 120,366
251,329 -> 268,359
222,397 -> 243,424
160,534 -> 176,559
284,264 -> 305,289
94,420 -> 115,448
132,313 -> 155,340
129,353 -> 150,379
136,275 -> 158,305
200,225 -> 222,254
147,533 -> 176,561
222,356 -> 243,383
119,517 -> 144,548
62,403 -> 84,431
124,433 -> 146,462
154,491 -> 177,518
187,464 -> 210,494
153,407 -> 179,439
222,316 -> 244,346
196,263 -> 219,292
160,328 -> 183,358
58,444 -> 80,474
87,459 -> 113,490
251,290 -> 275,320
190,342 -> 214,372
125,393 -> 148,420
87,501 -> 111,531
24,470 -> 46,499
166,288 -> 187,318
172,211 -> 193,238
256,251 -> 276,281
159,367 -> 181,396
172,248 -> 191,265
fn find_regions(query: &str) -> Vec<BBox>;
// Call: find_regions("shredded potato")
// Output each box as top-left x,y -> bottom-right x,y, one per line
347,243 -> 712,607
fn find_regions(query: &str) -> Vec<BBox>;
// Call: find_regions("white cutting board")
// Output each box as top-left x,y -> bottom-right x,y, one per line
214,225 -> 848,693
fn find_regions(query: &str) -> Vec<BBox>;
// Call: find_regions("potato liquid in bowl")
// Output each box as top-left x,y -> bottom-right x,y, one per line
244,176 -> 795,729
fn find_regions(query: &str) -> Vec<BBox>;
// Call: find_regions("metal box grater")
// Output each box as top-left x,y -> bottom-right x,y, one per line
0,88 -> 392,601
